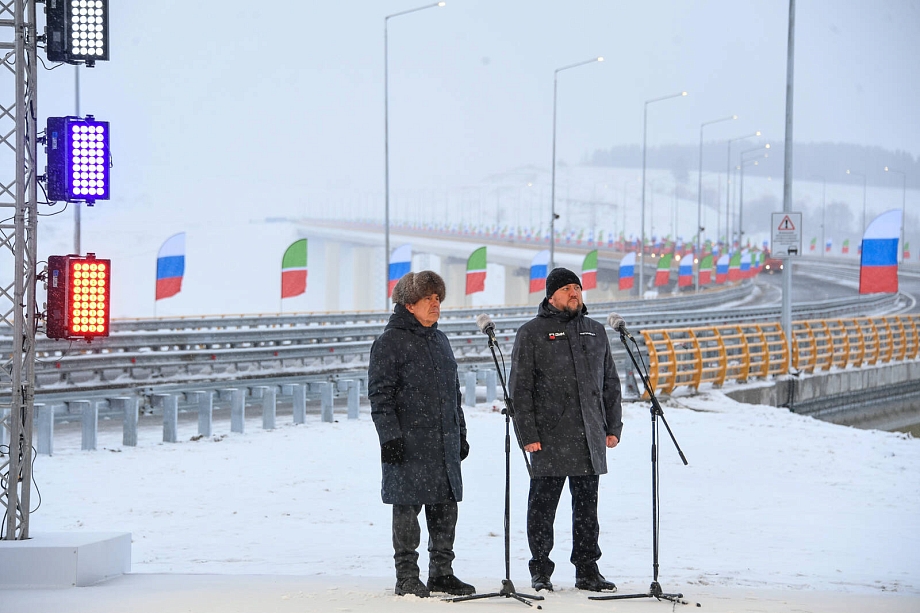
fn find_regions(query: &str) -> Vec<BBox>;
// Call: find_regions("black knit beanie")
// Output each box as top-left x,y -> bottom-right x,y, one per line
545,267 -> 581,298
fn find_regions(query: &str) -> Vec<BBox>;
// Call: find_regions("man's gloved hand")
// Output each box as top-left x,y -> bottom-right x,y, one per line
381,437 -> 406,465
460,435 -> 470,461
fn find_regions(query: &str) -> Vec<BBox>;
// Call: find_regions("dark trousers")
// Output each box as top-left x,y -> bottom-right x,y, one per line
527,475 -> 601,579
392,502 -> 458,579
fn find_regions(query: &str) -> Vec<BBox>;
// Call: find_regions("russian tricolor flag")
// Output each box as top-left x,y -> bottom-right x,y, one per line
739,249 -> 751,278
156,232 -> 186,301
618,252 -> 636,291
859,209 -> 902,294
716,254 -> 730,284
678,256 -> 693,287
529,250 -> 550,293
388,244 -> 412,298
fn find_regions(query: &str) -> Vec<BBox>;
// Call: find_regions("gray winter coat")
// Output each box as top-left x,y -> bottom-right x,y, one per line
509,299 -> 623,477
368,304 -> 466,505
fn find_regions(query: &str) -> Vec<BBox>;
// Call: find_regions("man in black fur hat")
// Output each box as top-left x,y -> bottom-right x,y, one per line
368,271 -> 475,598
510,267 -> 623,593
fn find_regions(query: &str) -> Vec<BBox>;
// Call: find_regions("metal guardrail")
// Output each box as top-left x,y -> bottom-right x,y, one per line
641,314 -> 920,396
0,282 -> 905,402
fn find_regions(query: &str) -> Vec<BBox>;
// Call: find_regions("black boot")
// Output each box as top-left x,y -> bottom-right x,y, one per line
531,574 -> 554,592
395,576 -> 430,597
427,574 -> 476,596
575,572 -> 617,592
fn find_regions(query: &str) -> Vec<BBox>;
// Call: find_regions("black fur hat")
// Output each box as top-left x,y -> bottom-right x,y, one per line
392,271 -> 446,306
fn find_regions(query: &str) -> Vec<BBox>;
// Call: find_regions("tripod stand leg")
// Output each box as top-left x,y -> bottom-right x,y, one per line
589,582 -> 687,604
447,580 -> 543,606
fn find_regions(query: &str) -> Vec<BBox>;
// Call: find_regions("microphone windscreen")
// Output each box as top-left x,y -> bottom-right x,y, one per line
476,313 -> 495,334
607,312 -> 626,332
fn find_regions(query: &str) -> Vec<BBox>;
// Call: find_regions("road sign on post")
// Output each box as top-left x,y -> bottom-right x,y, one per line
771,212 -> 802,257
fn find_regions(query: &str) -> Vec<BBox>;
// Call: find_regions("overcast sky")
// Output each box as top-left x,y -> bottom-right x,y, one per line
35,0 -> 919,218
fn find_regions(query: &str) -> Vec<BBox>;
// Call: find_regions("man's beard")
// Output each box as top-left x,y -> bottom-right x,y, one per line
560,301 -> 582,315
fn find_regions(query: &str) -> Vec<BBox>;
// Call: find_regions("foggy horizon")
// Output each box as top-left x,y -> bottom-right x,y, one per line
33,0 -> 919,207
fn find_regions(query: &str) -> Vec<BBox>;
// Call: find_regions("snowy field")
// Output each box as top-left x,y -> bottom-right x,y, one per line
4,389 -> 919,612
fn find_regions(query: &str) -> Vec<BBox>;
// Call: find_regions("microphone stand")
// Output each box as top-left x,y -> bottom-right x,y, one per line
591,329 -> 689,605
449,331 -> 543,607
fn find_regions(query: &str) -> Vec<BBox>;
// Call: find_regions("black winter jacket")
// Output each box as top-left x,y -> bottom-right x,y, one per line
368,304 -> 466,505
509,299 -> 623,477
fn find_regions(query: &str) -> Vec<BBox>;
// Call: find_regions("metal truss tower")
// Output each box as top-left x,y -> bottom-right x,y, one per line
0,0 -> 39,540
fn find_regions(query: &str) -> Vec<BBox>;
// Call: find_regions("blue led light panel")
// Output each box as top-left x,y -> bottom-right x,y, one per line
68,119 -> 110,200
46,116 -> 111,203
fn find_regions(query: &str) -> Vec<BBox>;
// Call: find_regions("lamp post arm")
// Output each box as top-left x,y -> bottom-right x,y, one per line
385,2 -> 444,21
646,91 -> 687,105
555,57 -> 601,75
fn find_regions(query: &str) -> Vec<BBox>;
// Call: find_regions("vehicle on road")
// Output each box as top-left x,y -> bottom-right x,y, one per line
763,257 -> 784,273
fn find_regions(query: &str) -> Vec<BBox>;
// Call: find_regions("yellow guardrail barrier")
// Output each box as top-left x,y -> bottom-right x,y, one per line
639,314 -> 920,396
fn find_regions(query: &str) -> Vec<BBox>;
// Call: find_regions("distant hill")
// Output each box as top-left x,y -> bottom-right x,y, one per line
586,142 -> 918,189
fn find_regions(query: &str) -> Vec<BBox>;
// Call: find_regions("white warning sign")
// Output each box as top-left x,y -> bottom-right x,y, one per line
771,212 -> 802,257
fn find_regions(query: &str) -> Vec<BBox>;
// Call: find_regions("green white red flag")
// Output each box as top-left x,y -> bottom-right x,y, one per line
281,239 -> 307,299
466,246 -> 487,295
582,250 -> 598,290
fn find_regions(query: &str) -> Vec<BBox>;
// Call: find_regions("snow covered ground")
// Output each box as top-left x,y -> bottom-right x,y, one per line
3,389 -> 919,612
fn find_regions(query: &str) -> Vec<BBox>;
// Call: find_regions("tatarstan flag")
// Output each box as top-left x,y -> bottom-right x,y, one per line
466,246 -> 487,295
699,254 -> 714,285
728,250 -> 742,281
654,252 -> 673,286
281,239 -> 307,299
581,250 -> 598,290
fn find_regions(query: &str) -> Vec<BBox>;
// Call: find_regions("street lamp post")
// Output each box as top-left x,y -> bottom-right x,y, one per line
384,2 -> 445,306
695,114 -> 736,290
618,176 -> 642,246
846,168 -> 867,237
816,175 -> 826,257
885,166 -> 907,263
639,91 -> 687,295
724,131 -> 761,250
549,56 -> 603,270
737,144 -> 769,247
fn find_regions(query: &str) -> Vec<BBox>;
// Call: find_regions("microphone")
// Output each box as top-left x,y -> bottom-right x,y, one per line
607,312 -> 634,340
476,313 -> 497,339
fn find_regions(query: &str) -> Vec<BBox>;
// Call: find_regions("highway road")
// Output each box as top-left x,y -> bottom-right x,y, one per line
754,259 -> 919,313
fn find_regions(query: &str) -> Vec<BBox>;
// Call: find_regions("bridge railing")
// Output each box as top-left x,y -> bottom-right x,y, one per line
640,314 -> 920,396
